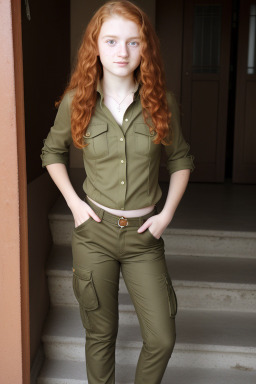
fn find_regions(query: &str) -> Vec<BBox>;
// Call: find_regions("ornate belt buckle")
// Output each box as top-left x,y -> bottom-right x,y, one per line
118,217 -> 128,228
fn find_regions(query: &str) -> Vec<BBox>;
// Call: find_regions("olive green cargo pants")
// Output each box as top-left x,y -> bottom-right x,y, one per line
71,197 -> 177,384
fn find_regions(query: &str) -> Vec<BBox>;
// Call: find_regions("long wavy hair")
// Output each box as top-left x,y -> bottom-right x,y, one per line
56,0 -> 172,148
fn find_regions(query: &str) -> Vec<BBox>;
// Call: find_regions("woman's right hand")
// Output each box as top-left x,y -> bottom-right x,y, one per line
45,164 -> 101,228
68,197 -> 101,228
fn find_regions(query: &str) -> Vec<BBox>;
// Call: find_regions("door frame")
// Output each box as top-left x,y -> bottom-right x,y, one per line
233,0 -> 256,183
0,1 -> 30,383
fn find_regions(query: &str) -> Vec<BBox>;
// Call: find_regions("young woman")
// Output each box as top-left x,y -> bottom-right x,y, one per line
41,1 -> 194,383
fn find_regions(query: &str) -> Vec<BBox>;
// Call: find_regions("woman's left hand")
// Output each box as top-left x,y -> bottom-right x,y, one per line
137,212 -> 173,239
137,169 -> 190,238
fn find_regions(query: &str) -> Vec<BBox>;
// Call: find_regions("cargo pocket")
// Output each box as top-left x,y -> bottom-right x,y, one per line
162,272 -> 178,318
72,266 -> 99,330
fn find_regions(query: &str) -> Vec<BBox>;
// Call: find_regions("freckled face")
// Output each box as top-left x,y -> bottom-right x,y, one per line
97,16 -> 141,79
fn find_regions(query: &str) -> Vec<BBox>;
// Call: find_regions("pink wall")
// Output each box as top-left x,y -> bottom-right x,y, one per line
0,1 -> 23,383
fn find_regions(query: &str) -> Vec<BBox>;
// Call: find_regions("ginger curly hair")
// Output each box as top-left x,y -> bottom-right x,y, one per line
56,0 -> 172,148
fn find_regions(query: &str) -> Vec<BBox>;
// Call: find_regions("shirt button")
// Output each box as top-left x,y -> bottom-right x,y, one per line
124,118 -> 128,122
120,138 -> 124,141
121,181 -> 125,185
85,132 -> 91,137
121,160 -> 124,163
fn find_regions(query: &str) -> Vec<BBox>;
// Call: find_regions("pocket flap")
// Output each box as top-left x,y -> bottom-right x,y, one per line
134,123 -> 155,136
83,123 -> 108,139
73,267 -> 92,280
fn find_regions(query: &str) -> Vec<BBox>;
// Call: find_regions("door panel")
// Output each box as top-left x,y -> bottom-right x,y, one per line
233,1 -> 256,183
190,80 -> 219,163
182,0 -> 232,182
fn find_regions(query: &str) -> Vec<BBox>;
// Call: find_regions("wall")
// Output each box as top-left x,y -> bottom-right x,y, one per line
156,0 -> 184,100
0,1 -> 23,383
22,0 -> 70,183
21,0 -> 70,369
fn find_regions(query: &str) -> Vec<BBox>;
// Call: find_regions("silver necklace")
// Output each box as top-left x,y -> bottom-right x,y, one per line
104,84 -> 138,112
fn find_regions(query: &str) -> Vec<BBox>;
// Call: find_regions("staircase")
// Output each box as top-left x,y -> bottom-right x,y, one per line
37,195 -> 256,384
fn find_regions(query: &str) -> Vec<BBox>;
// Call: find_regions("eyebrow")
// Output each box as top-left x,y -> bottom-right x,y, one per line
102,35 -> 140,40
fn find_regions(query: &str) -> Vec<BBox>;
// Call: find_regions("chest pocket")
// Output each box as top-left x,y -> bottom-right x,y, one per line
83,123 -> 108,159
134,123 -> 155,156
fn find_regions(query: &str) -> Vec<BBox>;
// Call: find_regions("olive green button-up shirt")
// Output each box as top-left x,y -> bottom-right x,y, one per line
41,83 -> 195,210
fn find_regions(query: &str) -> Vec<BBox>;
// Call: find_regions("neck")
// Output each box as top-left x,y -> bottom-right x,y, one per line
101,72 -> 136,99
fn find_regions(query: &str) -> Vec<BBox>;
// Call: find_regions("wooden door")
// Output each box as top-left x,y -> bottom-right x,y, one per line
233,0 -> 256,183
181,0 -> 232,182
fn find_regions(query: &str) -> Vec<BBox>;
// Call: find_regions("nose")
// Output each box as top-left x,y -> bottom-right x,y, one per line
117,42 -> 128,57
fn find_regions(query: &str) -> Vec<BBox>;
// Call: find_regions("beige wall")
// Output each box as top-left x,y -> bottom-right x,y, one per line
0,1 -> 23,382
69,0 -> 156,168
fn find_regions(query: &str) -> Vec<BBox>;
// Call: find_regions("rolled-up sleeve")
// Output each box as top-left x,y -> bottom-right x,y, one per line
164,91 -> 195,175
40,92 -> 72,168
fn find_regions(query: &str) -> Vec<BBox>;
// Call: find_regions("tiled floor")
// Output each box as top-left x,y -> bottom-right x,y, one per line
158,181 -> 256,232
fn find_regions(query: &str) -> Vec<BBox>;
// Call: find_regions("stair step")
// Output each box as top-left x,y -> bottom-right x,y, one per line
37,358 -> 256,384
46,245 -> 256,312
37,359 -> 87,384
41,306 -> 256,370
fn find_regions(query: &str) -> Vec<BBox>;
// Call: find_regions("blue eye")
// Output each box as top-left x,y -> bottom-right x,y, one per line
107,40 -> 116,46
129,41 -> 139,47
